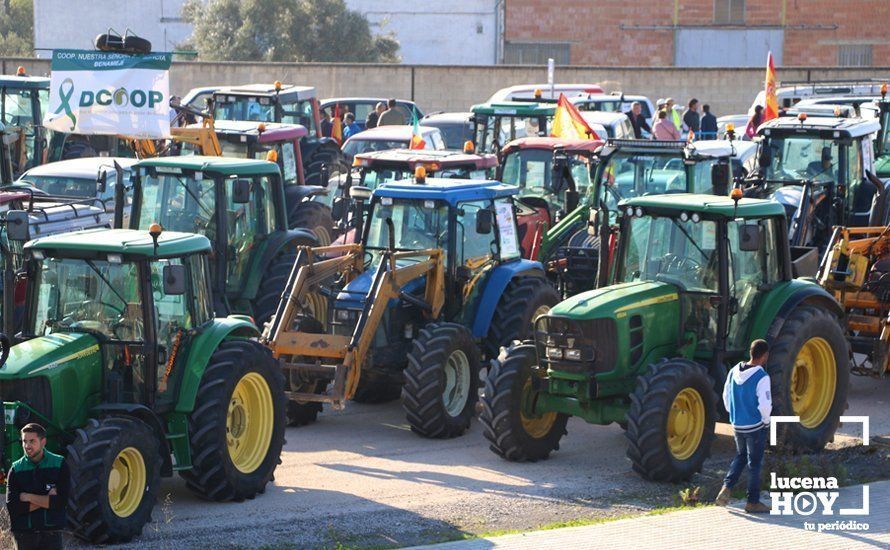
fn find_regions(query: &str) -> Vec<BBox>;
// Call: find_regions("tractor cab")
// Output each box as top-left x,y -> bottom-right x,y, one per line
747,115 -> 885,248
470,100 -> 556,154
352,147 -> 497,188
0,74 -> 51,177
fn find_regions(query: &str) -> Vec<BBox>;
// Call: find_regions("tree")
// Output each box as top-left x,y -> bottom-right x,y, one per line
0,0 -> 33,57
182,0 -> 400,63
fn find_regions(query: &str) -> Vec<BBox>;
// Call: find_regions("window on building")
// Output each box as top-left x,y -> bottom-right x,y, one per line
838,45 -> 873,67
504,42 -> 570,65
714,0 -> 745,24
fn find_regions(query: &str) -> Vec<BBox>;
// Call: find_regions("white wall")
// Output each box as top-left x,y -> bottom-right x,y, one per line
345,0 -> 498,65
33,0 -> 191,57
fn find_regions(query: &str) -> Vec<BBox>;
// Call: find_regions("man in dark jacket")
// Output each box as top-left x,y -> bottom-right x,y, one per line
624,101 -> 651,139
683,98 -> 701,137
700,104 -> 718,139
6,423 -> 69,549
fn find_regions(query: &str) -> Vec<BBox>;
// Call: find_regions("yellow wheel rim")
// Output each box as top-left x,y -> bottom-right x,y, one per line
667,388 -> 705,460
520,378 -> 558,438
108,447 -> 146,518
532,304 -> 551,329
227,372 -> 275,473
791,337 -> 836,428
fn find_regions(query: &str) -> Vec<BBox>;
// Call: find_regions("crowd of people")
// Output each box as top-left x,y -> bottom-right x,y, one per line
320,98 -> 408,139
626,97 -> 720,141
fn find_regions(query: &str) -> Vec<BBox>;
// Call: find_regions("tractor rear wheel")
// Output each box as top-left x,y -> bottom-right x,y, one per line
402,322 -> 480,438
625,358 -> 717,481
181,339 -> 286,501
252,235 -> 319,327
483,276 -> 559,360
288,200 -> 334,246
66,416 -> 161,543
480,343 -> 568,461
768,305 -> 849,451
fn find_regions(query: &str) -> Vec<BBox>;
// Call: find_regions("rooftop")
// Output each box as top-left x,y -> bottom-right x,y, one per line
355,148 -> 497,169
21,157 -> 138,180
135,155 -> 280,177
374,178 -> 517,205
501,136 -> 603,154
345,125 -> 436,141
758,116 -> 880,138
213,84 -> 316,100
471,100 -> 556,116
0,75 -> 50,89
620,193 -> 786,218
210,120 -> 308,141
27,228 -> 211,259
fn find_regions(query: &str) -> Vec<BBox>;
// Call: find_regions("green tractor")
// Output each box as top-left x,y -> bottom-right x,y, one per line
0,223 -> 285,542
481,193 -> 849,481
122,156 -> 319,325
874,85 -> 890,178
470,100 -> 555,154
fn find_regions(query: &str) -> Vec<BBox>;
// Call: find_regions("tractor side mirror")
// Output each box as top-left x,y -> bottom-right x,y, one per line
6,210 -> 30,242
758,146 -> 772,169
738,224 -> 763,252
711,163 -> 731,196
331,196 -> 346,222
163,264 -> 187,295
349,185 -> 372,201
97,169 -> 108,194
476,208 -> 494,235
232,179 -> 251,204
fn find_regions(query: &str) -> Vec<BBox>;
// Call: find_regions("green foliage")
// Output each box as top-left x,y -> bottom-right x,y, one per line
182,0 -> 400,63
0,0 -> 33,57
676,486 -> 701,506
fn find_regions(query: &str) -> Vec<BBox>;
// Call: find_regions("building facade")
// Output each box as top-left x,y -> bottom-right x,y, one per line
503,0 -> 889,67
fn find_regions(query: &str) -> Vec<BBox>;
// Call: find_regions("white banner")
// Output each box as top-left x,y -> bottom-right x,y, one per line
43,49 -> 172,139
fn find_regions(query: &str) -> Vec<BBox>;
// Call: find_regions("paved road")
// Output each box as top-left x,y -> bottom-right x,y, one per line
116,374 -> 888,549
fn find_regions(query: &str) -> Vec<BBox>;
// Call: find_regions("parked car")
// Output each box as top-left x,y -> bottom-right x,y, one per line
579,111 -> 635,139
749,81 -> 885,116
420,112 -> 473,150
320,98 -> 423,130
572,92 -> 655,121
717,114 -> 750,139
180,85 -> 221,111
17,157 -> 137,217
341,125 -> 446,159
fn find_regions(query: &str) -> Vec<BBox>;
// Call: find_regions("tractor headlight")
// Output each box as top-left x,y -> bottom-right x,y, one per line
564,348 -> 582,361
335,309 -> 357,322
546,347 -> 563,359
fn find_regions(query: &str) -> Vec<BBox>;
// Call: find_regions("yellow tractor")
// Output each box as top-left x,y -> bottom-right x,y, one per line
818,225 -> 890,376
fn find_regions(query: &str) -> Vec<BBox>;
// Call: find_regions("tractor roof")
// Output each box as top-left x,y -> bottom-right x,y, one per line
502,136 -> 603,154
470,100 -> 556,116
354,148 -> 497,169
210,120 -> 308,142
213,84 -> 316,101
488,84 -> 604,102
375,178 -> 517,205
685,139 -> 756,160
600,138 -> 687,156
135,155 -> 280,176
26,228 -> 211,259
620,193 -> 785,219
0,75 -> 50,89
758,116 -> 880,139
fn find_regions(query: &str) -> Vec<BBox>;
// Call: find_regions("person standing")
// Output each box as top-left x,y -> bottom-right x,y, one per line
343,113 -> 362,139
377,98 -> 406,126
320,109 -> 333,138
6,423 -> 70,549
665,98 -> 682,132
653,110 -> 681,140
366,101 -> 385,129
716,339 -> 772,513
745,105 -> 764,139
700,104 -> 718,139
625,101 -> 651,139
683,98 -> 700,137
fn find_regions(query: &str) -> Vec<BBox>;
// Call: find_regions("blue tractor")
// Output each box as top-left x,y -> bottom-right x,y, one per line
262,175 -> 559,437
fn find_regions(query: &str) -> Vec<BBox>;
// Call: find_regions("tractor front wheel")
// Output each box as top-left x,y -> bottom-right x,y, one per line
402,322 -> 480,438
480,343 -> 568,461
625,358 -> 717,481
66,416 -> 161,543
484,276 -> 559,360
768,305 -> 849,451
181,339 -> 286,501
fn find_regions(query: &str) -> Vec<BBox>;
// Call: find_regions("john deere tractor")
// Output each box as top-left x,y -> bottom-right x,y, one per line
122,156 -> 320,325
470,100 -> 555,154
0,224 -> 285,543
482,194 -> 849,481
263,176 -> 559,433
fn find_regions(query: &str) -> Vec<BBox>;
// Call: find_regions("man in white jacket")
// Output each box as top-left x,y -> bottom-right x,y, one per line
715,339 -> 772,513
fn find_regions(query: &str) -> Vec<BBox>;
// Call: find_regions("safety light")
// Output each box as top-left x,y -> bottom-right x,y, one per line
691,212 -> 701,223
107,254 -> 122,264
463,140 -> 475,153
882,83 -> 888,98
266,150 -> 278,163
726,123 -> 735,133
352,156 -> 363,167
730,187 -> 743,201
534,89 -> 543,99
149,223 -> 163,237
274,81 -> 282,91
680,212 -> 689,222
797,112 -> 807,122
833,106 -> 841,117
414,165 -> 427,183
625,206 -> 634,217
635,207 -> 643,218
15,66 -> 25,76
423,162 -> 441,172
257,123 -> 266,133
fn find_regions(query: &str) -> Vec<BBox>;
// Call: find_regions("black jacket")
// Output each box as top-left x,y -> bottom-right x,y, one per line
701,112 -> 718,135
6,450 -> 69,532
624,111 -> 651,139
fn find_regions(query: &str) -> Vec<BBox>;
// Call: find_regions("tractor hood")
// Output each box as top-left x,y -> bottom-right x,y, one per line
0,333 -> 101,378
335,268 -> 426,310
550,280 -> 679,320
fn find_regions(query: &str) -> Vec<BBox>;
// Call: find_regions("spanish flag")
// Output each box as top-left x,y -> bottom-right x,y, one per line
331,103 -> 343,144
763,52 -> 779,122
410,106 -> 426,149
551,93 -> 599,140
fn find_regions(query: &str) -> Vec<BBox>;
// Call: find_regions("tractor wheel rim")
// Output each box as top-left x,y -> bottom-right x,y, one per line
314,225 -> 332,246
302,292 -> 328,326
108,447 -> 146,518
667,387 -> 705,460
442,349 -> 471,417
520,378 -> 558,438
531,305 -> 551,330
791,337 -> 836,428
227,372 -> 275,473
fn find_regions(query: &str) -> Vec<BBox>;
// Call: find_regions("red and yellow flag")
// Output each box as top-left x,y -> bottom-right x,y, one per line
331,103 -> 343,144
763,51 -> 779,122
551,94 -> 599,140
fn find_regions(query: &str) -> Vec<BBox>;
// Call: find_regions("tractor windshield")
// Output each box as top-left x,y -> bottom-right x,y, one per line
474,114 -> 550,154
214,95 -> 276,122
761,135 -> 840,186
599,152 -> 691,210
501,149 -> 593,199
136,172 -> 217,238
30,257 -> 143,340
618,214 -> 720,293
365,198 -> 448,262
1,86 -> 46,171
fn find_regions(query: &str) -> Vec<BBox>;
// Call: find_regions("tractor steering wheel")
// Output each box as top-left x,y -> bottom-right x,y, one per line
663,253 -> 703,275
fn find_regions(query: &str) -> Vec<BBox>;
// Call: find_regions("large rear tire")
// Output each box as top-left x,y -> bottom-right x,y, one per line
180,339 -> 286,501
483,276 -> 559,360
288,200 -> 334,246
66,417 -> 161,543
767,305 -> 849,451
402,323 -> 481,438
625,358 -> 717,482
252,236 -> 318,327
480,343 -> 568,461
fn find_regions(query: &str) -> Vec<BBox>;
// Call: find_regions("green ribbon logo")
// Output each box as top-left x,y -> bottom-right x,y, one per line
54,78 -> 76,130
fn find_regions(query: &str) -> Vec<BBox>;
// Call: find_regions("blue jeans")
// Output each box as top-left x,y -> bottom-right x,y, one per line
723,426 -> 768,504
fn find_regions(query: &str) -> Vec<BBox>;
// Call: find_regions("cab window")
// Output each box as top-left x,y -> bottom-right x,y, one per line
456,200 -> 497,267
224,176 -> 272,291
151,257 -> 192,395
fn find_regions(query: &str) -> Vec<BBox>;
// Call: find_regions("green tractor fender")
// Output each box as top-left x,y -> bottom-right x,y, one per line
174,316 -> 261,414
90,403 -> 174,476
538,203 -> 589,263
746,280 -> 843,343
241,228 -> 317,299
